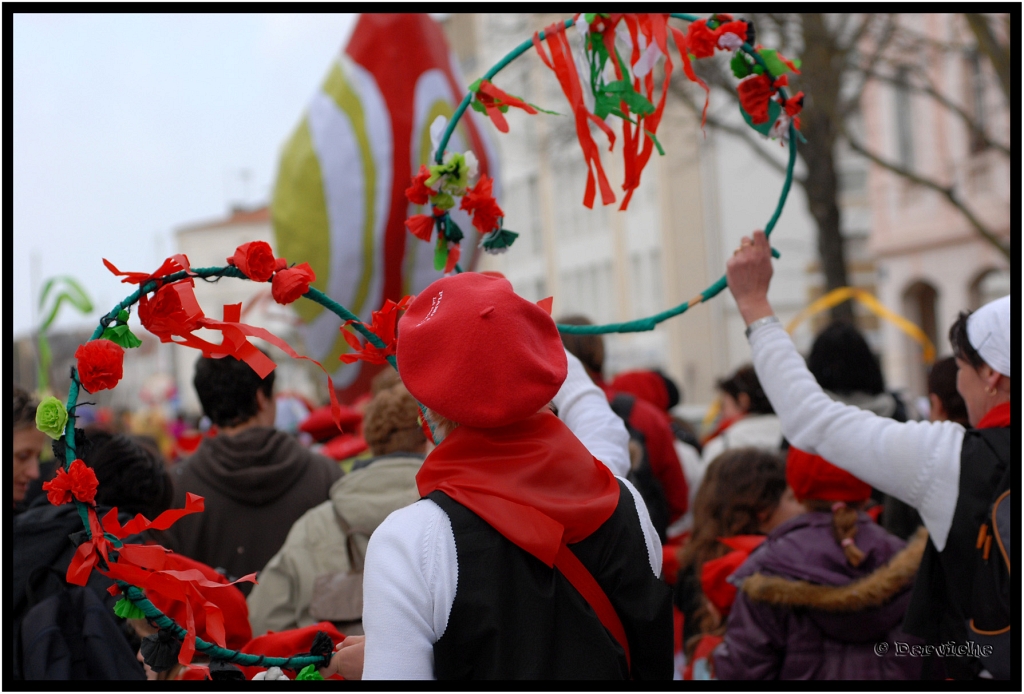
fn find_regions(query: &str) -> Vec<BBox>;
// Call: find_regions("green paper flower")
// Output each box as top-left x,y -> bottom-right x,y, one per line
481,228 -> 519,255
731,52 -> 753,79
429,191 -> 455,211
758,49 -> 791,78
113,597 -> 147,620
442,216 -> 464,244
36,396 -> 69,440
295,664 -> 324,680
100,324 -> 143,349
427,151 -> 472,195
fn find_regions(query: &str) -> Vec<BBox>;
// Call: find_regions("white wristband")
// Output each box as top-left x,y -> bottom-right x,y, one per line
744,315 -> 780,340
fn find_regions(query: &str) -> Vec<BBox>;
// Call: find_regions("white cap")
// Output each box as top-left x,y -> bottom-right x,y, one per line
967,295 -> 1011,377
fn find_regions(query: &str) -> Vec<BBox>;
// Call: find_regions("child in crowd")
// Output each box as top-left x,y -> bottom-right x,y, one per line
674,448 -> 803,679
712,448 -> 927,679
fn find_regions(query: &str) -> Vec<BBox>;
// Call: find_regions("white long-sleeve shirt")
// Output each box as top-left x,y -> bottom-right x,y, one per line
748,320 -> 964,551
361,350 -> 657,680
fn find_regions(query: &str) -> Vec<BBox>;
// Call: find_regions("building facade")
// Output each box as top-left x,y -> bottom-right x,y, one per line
862,14 -> 1010,396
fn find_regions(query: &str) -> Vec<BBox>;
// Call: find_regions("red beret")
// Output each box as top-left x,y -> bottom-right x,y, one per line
610,370 -> 670,411
397,273 -> 567,428
786,447 -> 872,503
145,553 -> 251,651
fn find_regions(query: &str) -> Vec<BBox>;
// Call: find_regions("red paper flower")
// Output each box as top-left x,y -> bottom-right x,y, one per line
405,165 -> 437,205
459,175 -> 504,234
75,339 -> 125,393
444,243 -> 461,275
139,281 -> 204,339
737,73 -> 774,124
271,263 -> 316,305
43,459 -> 99,506
405,214 -> 436,242
784,91 -> 805,118
228,241 -> 277,282
685,19 -> 719,59
339,296 -> 413,365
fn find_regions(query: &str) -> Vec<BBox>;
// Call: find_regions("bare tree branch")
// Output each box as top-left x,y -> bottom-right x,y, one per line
865,63 -> 1011,156
838,15 -> 899,120
964,13 -> 1011,102
843,127 -> 1010,259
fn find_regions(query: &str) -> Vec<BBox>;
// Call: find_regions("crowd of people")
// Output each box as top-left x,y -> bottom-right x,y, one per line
11,232 -> 1010,681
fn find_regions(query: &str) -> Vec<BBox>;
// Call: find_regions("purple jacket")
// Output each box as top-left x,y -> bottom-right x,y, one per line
713,512 -> 928,680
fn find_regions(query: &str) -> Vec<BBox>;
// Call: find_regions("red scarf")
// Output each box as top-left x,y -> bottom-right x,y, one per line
416,410 -> 619,567
416,411 -> 631,669
977,401 -> 1011,429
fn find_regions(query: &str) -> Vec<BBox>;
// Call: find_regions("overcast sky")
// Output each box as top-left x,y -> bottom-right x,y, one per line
13,13 -> 358,338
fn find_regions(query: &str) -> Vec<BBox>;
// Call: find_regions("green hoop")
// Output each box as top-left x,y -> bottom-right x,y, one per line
431,13 -> 797,335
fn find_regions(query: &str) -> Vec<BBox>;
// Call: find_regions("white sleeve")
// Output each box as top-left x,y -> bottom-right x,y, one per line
748,321 -> 964,550
361,500 -> 457,680
552,348 -> 631,478
619,476 -> 662,577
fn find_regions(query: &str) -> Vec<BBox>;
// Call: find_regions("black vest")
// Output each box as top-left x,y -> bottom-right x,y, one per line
428,481 -> 673,680
903,427 -> 1012,679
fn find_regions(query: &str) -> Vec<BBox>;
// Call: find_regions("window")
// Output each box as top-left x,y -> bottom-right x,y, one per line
893,69 -> 914,170
966,49 -> 987,154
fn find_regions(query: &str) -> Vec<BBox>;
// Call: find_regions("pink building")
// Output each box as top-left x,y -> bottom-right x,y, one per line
862,14 -> 1010,396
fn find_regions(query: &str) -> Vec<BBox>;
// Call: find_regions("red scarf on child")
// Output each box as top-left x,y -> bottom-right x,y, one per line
416,410 -> 620,567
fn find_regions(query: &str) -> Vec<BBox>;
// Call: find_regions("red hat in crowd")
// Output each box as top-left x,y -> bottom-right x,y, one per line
610,370 -> 671,411
701,535 -> 766,614
786,447 -> 872,503
238,622 -> 345,680
397,273 -> 567,428
144,553 -> 252,651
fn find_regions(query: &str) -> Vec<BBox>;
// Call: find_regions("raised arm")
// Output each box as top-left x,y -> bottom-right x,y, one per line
726,232 -> 964,550
552,348 -> 631,478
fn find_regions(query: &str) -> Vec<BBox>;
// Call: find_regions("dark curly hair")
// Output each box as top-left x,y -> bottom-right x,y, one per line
193,353 -> 275,428
14,386 -> 38,430
807,321 -> 885,395
717,365 -> 774,415
82,427 -> 173,520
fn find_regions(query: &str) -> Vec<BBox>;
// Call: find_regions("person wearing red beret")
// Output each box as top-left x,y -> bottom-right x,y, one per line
322,273 -> 672,680
727,232 -> 1011,679
712,449 -> 927,680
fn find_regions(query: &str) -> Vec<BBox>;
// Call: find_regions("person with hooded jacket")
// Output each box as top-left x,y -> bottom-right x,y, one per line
246,383 -> 430,636
726,231 -> 1011,680
164,355 -> 341,595
713,448 -> 927,679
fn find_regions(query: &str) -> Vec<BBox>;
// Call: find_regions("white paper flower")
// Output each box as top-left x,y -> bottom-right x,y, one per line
464,150 -> 479,182
718,32 -> 744,52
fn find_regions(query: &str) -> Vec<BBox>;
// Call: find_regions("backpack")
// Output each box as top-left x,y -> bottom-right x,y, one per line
308,507 -> 369,635
610,393 -> 669,543
17,567 -> 145,681
966,462 -> 1011,680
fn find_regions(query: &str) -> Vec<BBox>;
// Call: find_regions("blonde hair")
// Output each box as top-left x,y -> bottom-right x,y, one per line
362,385 -> 427,456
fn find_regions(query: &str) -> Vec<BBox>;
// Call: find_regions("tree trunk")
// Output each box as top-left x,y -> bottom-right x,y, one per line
799,15 -> 854,322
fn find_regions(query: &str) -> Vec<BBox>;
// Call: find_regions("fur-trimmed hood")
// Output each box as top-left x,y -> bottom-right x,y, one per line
732,513 -> 927,642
